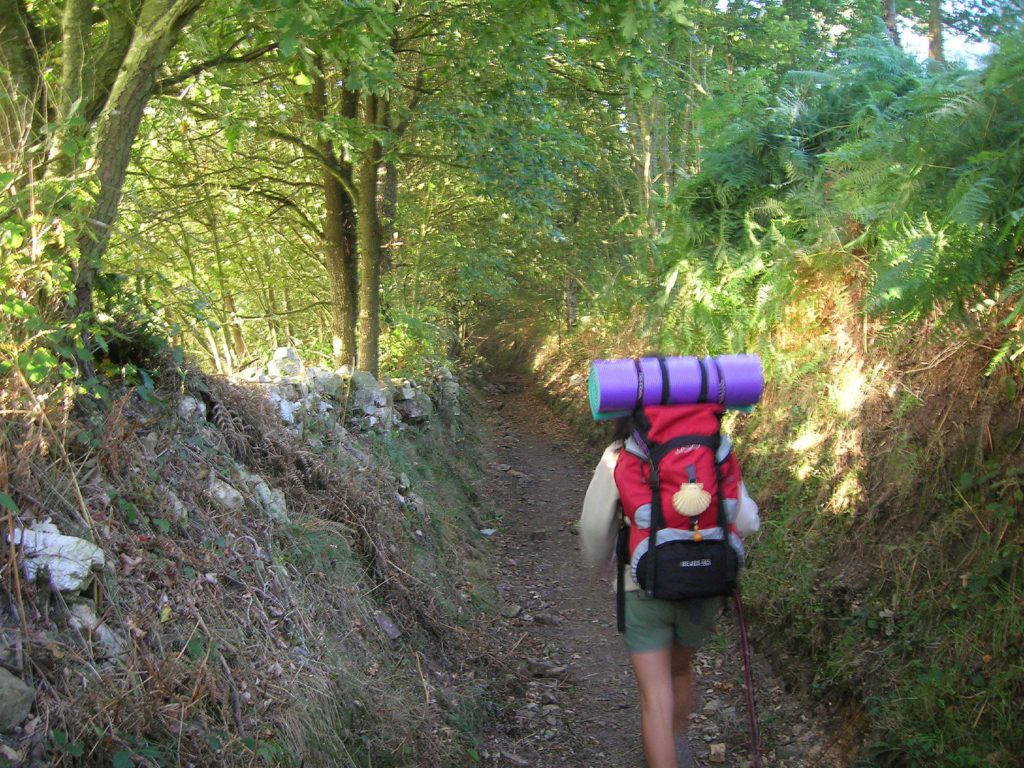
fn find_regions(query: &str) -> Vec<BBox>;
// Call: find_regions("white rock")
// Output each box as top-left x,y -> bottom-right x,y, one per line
254,479 -> 274,509
345,371 -> 392,418
305,367 -> 343,399
439,379 -> 461,415
268,391 -> 298,425
165,490 -> 187,520
236,365 -> 264,381
709,743 -> 727,763
238,472 -> 288,523
280,400 -> 298,424
0,668 -> 33,731
268,488 -> 289,523
349,370 -> 379,391
7,527 -> 104,592
68,603 -> 125,657
177,396 -> 206,422
374,612 -> 402,640
237,469 -> 260,488
393,380 -> 417,401
272,346 -> 301,362
340,441 -> 370,465
268,347 -> 303,377
366,407 -> 400,431
209,477 -> 244,511
395,394 -> 431,423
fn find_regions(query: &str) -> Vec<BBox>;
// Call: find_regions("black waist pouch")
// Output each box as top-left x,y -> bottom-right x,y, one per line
635,539 -> 739,600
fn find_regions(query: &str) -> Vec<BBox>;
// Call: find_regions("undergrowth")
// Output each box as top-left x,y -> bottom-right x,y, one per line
516,265 -> 1024,766
0,360 -> 507,766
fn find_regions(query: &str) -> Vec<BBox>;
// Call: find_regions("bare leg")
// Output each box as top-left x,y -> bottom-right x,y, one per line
671,643 -> 697,767
631,648 -> 677,768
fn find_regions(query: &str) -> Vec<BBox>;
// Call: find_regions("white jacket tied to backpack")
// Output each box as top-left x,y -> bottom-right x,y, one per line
580,441 -> 760,592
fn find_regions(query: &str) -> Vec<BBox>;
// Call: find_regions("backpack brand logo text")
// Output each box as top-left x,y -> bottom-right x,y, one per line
678,558 -> 712,568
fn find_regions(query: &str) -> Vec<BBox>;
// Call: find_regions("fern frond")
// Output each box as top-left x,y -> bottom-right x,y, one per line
750,198 -> 787,219
934,91 -> 983,121
947,176 -> 995,227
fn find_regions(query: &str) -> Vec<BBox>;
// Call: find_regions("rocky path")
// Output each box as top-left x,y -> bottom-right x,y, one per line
477,376 -> 853,768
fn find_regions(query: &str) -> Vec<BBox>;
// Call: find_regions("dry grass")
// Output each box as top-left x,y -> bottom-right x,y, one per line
0,370 -> 504,766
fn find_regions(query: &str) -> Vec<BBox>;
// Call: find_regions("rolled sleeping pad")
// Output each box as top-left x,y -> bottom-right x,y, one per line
588,354 -> 763,421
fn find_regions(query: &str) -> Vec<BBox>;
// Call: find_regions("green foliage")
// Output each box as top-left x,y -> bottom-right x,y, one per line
6,4 -> 1024,762
380,313 -> 452,379
728,297 -> 1024,767
629,28 -> 1024,370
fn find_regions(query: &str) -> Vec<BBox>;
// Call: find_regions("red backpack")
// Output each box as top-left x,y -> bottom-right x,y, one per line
614,404 -> 745,627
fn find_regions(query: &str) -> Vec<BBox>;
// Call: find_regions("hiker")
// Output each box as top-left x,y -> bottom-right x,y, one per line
580,409 -> 760,768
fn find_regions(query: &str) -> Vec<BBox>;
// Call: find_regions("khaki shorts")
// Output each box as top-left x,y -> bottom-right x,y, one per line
623,591 -> 721,654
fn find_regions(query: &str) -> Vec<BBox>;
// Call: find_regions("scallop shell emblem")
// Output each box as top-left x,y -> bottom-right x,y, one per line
672,483 -> 712,517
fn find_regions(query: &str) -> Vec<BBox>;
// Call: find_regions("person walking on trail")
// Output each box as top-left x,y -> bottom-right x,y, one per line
579,413 -> 760,768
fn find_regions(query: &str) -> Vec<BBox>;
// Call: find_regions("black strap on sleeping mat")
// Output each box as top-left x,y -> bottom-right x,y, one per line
657,356 -> 671,405
633,358 -> 645,409
697,357 -> 709,404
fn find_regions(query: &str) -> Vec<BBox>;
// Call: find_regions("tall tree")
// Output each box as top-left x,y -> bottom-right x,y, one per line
6,0 -> 205,319
357,92 -> 384,377
884,0 -> 902,45
928,0 -> 946,61
309,68 -> 360,367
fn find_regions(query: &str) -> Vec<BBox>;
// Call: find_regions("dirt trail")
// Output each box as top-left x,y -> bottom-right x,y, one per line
478,376 -> 854,768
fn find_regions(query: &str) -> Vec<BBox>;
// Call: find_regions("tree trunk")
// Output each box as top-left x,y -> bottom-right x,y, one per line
882,0 -> 901,46
928,0 -> 944,62
0,0 -> 45,171
377,98 -> 399,273
260,250 -> 281,347
564,275 -> 577,332
282,286 -> 293,341
54,0 -> 91,178
340,88 -> 360,362
70,0 -> 203,331
309,70 -> 359,368
357,91 -> 383,378
224,293 -> 247,362
204,323 -> 223,373
380,158 -> 398,271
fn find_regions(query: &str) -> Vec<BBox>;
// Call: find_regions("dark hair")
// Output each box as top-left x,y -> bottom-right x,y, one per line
611,413 -> 635,442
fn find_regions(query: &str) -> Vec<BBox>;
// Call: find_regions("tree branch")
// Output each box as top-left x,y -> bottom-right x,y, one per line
397,152 -> 470,170
84,0 -> 143,122
156,42 -> 278,92
228,184 -> 323,238
234,301 -> 330,319
260,127 -> 359,201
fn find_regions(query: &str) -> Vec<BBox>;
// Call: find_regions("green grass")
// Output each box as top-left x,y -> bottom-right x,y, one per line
742,407 -> 1024,767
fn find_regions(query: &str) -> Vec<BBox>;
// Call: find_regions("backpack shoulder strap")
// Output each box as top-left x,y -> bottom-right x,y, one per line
615,504 -> 628,633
